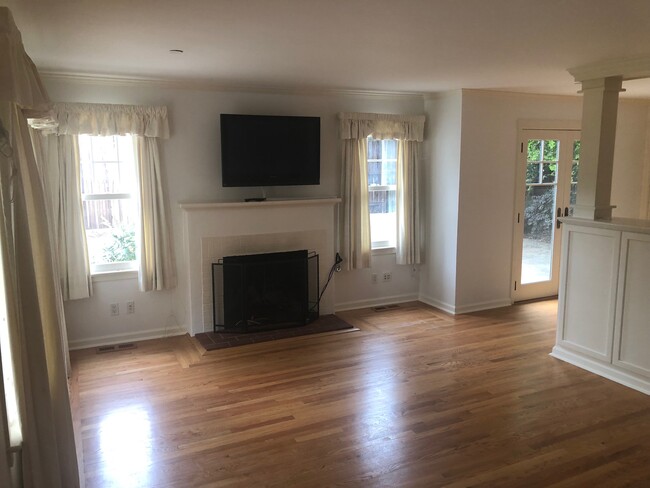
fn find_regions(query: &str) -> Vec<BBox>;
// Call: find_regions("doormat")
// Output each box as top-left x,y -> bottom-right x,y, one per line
194,314 -> 357,351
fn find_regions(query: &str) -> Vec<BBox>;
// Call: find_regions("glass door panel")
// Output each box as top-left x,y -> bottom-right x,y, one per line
569,140 -> 580,215
512,129 -> 579,302
521,139 -> 558,284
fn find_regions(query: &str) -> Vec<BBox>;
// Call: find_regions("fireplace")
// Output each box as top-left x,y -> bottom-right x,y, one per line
180,198 -> 340,335
213,250 -> 319,332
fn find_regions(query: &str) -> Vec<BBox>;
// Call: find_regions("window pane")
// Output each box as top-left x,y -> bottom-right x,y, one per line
541,163 -> 557,183
527,140 -> 541,161
569,140 -> 580,213
543,139 -> 559,161
383,160 -> 396,186
368,161 -> 382,186
385,139 -> 397,159
80,135 -> 138,271
369,188 -> 396,214
83,199 -> 136,265
367,137 -> 398,248
368,139 -> 382,159
90,135 -> 119,161
369,211 -> 396,248
526,162 -> 540,184
522,185 -> 557,284
80,135 -> 135,195
573,140 -> 581,160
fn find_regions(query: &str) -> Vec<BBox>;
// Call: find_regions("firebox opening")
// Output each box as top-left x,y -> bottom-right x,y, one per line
213,250 -> 319,333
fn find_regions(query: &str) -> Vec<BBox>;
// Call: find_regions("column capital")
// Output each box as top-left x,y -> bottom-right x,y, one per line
578,76 -> 624,93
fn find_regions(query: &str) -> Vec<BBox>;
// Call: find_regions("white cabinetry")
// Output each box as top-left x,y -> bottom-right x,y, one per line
613,232 -> 650,378
552,218 -> 650,395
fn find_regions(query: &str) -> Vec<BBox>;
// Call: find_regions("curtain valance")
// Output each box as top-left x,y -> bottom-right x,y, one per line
52,102 -> 170,138
338,112 -> 425,142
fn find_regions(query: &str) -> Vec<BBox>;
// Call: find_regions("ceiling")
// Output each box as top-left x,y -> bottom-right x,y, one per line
6,0 -> 650,97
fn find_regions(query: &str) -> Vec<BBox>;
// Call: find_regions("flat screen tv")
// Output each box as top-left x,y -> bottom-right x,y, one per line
220,114 -> 320,187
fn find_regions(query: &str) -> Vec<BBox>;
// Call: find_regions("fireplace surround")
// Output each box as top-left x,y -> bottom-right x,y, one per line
179,198 -> 340,335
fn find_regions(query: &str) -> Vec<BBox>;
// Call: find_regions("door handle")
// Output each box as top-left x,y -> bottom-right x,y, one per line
556,207 -> 562,229
564,207 -> 569,217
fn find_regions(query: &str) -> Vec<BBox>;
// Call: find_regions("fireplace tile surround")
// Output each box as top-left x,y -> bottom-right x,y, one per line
180,198 -> 340,335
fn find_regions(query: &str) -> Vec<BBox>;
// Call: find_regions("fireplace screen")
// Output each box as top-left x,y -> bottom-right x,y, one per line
212,250 -> 319,332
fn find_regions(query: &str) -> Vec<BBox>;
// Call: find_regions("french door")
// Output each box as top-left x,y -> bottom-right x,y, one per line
512,129 -> 580,301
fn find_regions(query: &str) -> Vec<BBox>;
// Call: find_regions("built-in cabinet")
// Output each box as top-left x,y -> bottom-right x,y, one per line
552,217 -> 650,395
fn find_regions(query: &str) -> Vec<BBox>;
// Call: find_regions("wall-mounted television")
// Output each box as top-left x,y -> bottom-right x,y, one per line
220,114 -> 320,187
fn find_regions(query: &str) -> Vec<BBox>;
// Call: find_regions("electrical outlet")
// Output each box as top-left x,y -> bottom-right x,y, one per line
383,272 -> 392,282
371,273 -> 378,284
110,303 -> 119,316
126,301 -> 135,314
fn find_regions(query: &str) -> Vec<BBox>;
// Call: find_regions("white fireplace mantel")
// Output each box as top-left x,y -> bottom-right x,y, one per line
179,198 -> 341,335
179,197 -> 341,211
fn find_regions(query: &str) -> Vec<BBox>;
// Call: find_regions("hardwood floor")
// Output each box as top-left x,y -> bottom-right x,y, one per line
69,300 -> 650,487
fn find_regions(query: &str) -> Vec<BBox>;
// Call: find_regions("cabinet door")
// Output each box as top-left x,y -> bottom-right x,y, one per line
613,232 -> 650,377
556,224 -> 620,361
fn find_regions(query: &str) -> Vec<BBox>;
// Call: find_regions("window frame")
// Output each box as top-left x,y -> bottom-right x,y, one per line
79,134 -> 139,274
367,137 -> 398,250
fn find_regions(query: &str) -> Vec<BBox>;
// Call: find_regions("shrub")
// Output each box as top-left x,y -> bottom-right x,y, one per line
102,226 -> 136,262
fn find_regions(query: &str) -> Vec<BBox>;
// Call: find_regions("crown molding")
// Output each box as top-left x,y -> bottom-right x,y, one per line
569,55 -> 650,82
38,70 -> 426,100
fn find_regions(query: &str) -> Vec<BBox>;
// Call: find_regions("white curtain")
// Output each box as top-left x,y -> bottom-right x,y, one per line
338,112 -> 425,269
33,133 -> 92,300
396,140 -> 421,265
0,8 -> 81,487
340,138 -> 371,270
47,102 -> 176,292
135,136 -> 177,291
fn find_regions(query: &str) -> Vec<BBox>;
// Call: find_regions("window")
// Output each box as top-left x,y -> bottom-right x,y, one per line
367,137 -> 397,249
79,134 -> 138,273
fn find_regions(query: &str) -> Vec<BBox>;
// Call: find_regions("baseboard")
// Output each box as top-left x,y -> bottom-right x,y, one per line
551,345 -> 650,396
455,298 -> 513,314
418,295 -> 512,315
417,295 -> 456,314
68,326 -> 188,351
334,293 -> 419,312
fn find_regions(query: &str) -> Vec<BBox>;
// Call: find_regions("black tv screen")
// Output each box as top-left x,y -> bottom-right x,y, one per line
220,114 -> 320,187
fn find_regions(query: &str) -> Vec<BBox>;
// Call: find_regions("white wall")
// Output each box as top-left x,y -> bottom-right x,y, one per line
45,78 -> 650,347
418,91 -> 463,312
43,77 -> 423,346
334,252 -> 420,311
610,101 -> 650,218
454,90 -> 650,312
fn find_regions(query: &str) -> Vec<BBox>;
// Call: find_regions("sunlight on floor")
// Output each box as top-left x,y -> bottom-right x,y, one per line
99,406 -> 152,488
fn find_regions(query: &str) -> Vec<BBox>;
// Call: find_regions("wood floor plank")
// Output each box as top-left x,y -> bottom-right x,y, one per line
69,300 -> 650,487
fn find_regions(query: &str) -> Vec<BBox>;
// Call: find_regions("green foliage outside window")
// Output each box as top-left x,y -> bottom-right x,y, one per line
524,190 -> 555,241
102,226 -> 136,263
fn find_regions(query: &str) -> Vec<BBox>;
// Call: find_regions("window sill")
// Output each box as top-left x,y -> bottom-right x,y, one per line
91,270 -> 138,283
371,246 -> 396,256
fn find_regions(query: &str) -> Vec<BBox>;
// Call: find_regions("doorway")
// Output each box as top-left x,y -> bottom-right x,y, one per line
512,129 -> 580,301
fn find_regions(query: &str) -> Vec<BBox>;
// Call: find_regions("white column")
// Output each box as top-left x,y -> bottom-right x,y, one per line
572,76 -> 624,220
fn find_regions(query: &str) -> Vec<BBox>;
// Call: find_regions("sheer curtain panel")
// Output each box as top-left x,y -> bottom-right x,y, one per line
396,139 -> 421,265
33,133 -> 92,300
340,138 -> 371,270
135,136 -> 177,291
